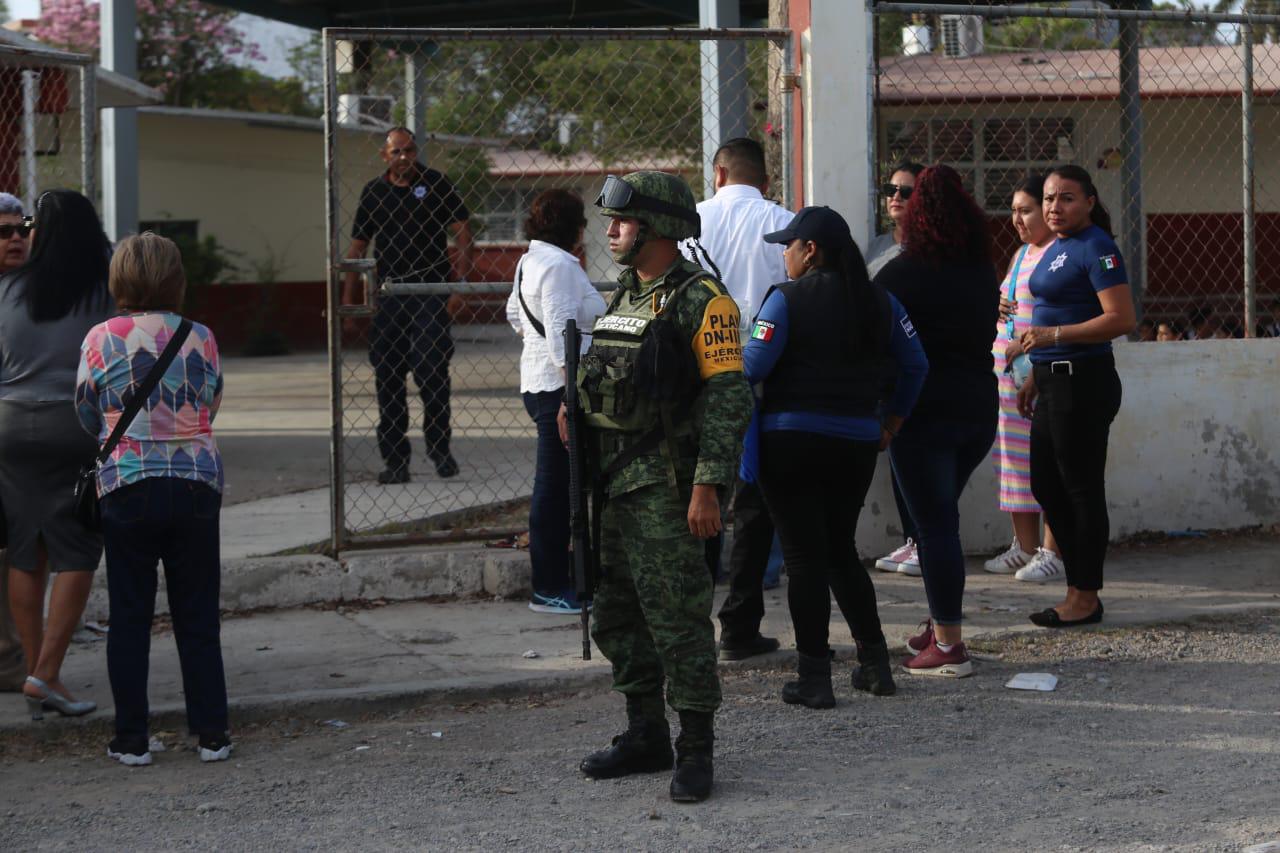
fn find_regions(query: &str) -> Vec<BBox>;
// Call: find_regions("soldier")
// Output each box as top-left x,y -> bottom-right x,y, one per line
560,171 -> 752,803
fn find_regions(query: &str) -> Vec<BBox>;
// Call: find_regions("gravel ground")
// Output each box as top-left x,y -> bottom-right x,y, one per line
3,612 -> 1279,852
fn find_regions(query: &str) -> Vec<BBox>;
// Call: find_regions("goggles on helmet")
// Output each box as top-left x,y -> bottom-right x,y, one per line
594,175 -> 700,235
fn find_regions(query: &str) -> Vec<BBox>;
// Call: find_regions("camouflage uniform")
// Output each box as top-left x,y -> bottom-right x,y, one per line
582,173 -> 754,715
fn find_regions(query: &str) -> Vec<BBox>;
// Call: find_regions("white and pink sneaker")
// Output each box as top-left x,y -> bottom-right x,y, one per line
876,538 -> 918,574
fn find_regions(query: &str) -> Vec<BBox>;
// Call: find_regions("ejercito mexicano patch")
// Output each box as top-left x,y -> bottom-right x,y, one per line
693,294 -> 743,378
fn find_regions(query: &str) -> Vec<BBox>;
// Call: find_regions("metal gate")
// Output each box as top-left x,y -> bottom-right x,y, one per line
872,2 -> 1280,339
0,42 -> 95,209
321,27 -> 792,552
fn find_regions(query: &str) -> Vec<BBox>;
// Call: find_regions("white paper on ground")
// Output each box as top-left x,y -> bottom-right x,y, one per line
1005,672 -> 1059,692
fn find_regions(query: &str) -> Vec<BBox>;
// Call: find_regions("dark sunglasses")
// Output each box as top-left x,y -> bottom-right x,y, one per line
0,223 -> 31,239
881,183 -> 914,200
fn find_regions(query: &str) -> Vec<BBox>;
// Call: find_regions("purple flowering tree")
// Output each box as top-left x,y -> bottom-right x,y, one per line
34,0 -> 266,105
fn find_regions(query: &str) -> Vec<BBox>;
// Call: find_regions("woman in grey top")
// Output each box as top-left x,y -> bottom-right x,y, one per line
865,161 -> 924,279
0,189 -> 113,719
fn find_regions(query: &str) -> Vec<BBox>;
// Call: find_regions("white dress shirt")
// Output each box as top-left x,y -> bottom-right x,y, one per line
681,183 -> 792,330
505,240 -> 607,394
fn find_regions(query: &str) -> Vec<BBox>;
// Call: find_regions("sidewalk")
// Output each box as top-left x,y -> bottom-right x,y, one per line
3,534 -> 1277,734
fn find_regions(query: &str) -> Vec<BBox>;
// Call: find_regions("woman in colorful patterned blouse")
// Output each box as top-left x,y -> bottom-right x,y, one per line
76,232 -> 230,767
983,174 -> 1064,582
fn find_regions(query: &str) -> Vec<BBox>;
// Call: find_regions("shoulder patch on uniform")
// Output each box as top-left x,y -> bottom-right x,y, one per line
693,294 -> 743,379
695,277 -> 727,298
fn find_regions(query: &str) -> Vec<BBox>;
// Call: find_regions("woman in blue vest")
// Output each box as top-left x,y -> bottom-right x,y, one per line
747,206 -> 927,708
1017,165 -> 1136,627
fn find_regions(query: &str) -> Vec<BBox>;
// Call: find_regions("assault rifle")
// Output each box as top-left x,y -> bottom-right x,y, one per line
563,318 -> 595,660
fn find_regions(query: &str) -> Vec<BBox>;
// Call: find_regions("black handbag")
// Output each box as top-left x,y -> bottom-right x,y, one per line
75,318 -> 193,531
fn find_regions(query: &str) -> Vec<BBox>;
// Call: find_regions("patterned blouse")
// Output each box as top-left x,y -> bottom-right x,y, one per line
76,312 -> 224,498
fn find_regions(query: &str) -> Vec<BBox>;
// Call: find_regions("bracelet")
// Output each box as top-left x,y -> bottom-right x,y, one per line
1054,325 -> 1062,346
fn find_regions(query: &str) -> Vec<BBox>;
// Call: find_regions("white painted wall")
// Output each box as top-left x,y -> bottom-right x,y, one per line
856,338 -> 1280,559
802,1 -> 875,246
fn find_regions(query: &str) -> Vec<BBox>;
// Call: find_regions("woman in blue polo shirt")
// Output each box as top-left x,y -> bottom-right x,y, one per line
747,206 -> 928,708
1017,165 -> 1136,628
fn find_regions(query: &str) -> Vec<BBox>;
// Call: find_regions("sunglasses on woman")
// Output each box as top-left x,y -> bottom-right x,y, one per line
0,223 -> 31,239
881,183 -> 914,200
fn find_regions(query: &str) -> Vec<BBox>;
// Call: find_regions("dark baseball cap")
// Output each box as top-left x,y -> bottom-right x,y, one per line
763,205 -> 853,247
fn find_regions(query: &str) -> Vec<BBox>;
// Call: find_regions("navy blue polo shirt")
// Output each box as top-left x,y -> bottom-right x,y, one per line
352,164 -> 469,282
1028,224 -> 1128,362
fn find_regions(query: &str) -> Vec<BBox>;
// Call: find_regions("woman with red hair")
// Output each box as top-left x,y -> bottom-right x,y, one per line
871,164 -> 999,678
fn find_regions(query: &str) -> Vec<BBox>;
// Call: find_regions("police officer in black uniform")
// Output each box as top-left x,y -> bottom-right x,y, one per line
342,127 -> 473,483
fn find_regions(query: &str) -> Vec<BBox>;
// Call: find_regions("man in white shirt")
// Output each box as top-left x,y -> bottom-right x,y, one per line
682,138 -> 791,662
682,138 -> 793,331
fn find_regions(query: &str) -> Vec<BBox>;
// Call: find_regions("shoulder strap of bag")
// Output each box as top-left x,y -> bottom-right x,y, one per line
96,317 -> 193,464
1006,244 -> 1030,340
516,264 -> 547,339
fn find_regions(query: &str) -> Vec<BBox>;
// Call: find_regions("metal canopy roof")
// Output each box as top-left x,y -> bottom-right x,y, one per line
210,1 -> 771,30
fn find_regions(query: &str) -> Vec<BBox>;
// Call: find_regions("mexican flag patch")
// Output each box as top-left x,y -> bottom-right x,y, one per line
751,320 -> 775,342
1099,254 -> 1120,271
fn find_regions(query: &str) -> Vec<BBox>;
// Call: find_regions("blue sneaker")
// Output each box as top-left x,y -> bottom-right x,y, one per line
529,591 -> 590,615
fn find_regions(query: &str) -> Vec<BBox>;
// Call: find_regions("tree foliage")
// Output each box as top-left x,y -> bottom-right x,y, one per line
33,0 -> 269,107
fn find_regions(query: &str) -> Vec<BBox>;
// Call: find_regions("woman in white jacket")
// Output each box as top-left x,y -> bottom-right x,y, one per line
505,189 -> 606,614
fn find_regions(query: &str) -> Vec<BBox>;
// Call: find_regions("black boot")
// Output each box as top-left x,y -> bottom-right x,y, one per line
851,640 -> 897,697
580,693 -> 673,780
781,651 -> 836,709
669,710 -> 714,803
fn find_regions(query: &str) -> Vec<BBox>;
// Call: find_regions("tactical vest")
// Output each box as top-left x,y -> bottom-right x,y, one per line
577,269 -> 702,434
761,270 -> 892,418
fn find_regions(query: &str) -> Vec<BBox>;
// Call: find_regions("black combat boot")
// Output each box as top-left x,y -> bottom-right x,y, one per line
851,639 -> 897,696
580,693 -> 673,779
669,710 -> 714,803
781,651 -> 837,709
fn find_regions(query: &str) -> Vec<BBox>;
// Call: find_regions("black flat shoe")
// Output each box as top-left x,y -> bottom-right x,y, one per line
1029,602 -> 1104,628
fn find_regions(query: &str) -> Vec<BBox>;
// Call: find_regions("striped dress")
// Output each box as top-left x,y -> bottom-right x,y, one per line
991,242 -> 1047,514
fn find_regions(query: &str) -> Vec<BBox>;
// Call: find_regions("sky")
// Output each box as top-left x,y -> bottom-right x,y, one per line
8,0 -> 314,78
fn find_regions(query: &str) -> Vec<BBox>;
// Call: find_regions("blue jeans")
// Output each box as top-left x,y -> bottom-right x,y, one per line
889,416 -> 996,626
523,390 -> 571,596
101,478 -> 228,740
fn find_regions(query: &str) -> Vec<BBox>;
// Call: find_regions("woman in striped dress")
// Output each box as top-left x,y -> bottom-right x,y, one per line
983,175 -> 1063,581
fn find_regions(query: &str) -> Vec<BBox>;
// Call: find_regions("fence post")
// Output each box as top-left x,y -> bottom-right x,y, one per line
79,63 -> 96,203
1118,15 -> 1145,324
699,0 -> 749,199
322,31 -> 347,555
1242,20 -> 1256,338
20,71 -> 38,211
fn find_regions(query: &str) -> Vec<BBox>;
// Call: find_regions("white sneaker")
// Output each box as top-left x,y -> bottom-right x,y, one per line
876,538 -> 916,573
1015,548 -> 1065,582
897,545 -> 922,577
983,540 -> 1035,574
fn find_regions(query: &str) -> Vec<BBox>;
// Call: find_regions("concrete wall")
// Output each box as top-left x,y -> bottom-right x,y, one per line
855,338 -> 1280,558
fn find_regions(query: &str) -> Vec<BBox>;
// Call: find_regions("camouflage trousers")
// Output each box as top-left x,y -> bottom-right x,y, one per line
591,483 -> 721,714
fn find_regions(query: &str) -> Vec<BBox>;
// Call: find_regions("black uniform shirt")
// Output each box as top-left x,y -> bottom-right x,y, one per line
352,165 -> 470,282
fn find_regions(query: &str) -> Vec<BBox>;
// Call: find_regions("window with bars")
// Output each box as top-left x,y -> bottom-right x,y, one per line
475,185 -> 537,242
883,117 -> 1076,213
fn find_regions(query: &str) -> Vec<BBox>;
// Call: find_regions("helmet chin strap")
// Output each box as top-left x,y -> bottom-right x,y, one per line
612,221 -> 650,266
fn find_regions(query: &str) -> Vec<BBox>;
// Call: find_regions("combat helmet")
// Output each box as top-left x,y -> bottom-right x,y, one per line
594,171 -> 701,241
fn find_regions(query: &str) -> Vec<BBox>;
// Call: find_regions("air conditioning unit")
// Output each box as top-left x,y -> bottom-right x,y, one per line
337,94 -> 394,129
941,15 -> 984,58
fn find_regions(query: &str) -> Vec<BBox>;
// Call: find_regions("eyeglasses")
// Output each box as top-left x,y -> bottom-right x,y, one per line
881,183 -> 914,200
0,223 -> 31,239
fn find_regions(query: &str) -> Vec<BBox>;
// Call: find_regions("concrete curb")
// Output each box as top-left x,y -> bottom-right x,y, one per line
84,546 -> 534,622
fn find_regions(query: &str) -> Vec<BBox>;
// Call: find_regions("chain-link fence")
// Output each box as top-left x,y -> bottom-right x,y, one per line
873,2 -> 1280,341
0,42 -> 94,211
322,27 -> 790,550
